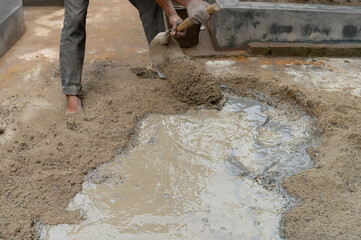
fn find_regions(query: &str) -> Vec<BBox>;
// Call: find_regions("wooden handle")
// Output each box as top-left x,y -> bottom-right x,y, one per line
177,4 -> 220,32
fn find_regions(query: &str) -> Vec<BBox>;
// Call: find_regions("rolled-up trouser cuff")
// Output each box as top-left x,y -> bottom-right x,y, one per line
62,85 -> 82,95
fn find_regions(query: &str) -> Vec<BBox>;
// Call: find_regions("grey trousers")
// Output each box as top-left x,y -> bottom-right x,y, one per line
60,0 -> 166,95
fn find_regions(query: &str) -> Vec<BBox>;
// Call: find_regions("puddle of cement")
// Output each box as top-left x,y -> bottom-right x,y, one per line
40,95 -> 315,240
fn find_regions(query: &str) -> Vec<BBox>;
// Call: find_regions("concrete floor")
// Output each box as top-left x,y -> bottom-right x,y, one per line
0,0 -> 234,99
0,1 -> 155,100
2,1 -> 360,102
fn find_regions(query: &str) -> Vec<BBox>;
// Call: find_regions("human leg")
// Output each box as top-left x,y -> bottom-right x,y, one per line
60,0 -> 89,114
60,0 -> 89,96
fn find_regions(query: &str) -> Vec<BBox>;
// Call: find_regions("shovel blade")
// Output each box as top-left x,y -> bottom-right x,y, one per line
149,32 -> 185,65
154,64 -> 165,79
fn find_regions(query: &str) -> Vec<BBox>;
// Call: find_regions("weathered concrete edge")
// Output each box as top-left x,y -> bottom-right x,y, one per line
206,0 -> 361,51
248,42 -> 361,57
0,3 -> 26,58
215,0 -> 361,13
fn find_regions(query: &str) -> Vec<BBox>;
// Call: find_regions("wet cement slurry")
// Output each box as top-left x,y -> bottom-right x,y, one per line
41,95 -> 316,240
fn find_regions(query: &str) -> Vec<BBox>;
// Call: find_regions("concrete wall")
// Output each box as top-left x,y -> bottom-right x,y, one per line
207,0 -> 361,50
0,0 -> 26,58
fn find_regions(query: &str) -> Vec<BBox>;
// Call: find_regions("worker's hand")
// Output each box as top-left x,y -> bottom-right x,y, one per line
186,0 -> 210,24
169,14 -> 186,37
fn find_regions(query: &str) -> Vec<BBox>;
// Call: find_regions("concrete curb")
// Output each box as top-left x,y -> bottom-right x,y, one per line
248,42 -> 361,57
207,0 -> 361,50
0,0 -> 26,58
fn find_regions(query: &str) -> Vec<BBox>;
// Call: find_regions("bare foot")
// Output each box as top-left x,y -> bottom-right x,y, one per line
65,95 -> 82,115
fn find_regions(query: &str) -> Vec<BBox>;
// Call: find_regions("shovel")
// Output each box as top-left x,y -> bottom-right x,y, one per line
150,3 -> 220,78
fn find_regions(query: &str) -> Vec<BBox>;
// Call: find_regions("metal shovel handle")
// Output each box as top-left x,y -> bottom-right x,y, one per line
176,4 -> 221,32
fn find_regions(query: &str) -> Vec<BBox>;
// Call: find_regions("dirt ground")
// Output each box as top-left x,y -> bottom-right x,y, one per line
1,2 -> 361,240
239,0 -> 361,6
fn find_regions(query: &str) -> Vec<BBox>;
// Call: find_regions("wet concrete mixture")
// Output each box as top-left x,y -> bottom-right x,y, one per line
39,93 -> 316,239
1,56 -> 360,239
239,0 -> 361,6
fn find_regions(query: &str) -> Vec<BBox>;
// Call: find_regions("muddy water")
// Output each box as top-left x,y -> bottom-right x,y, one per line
40,95 -> 315,240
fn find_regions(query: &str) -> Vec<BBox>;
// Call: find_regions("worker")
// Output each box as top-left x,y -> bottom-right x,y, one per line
60,0 -> 211,114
